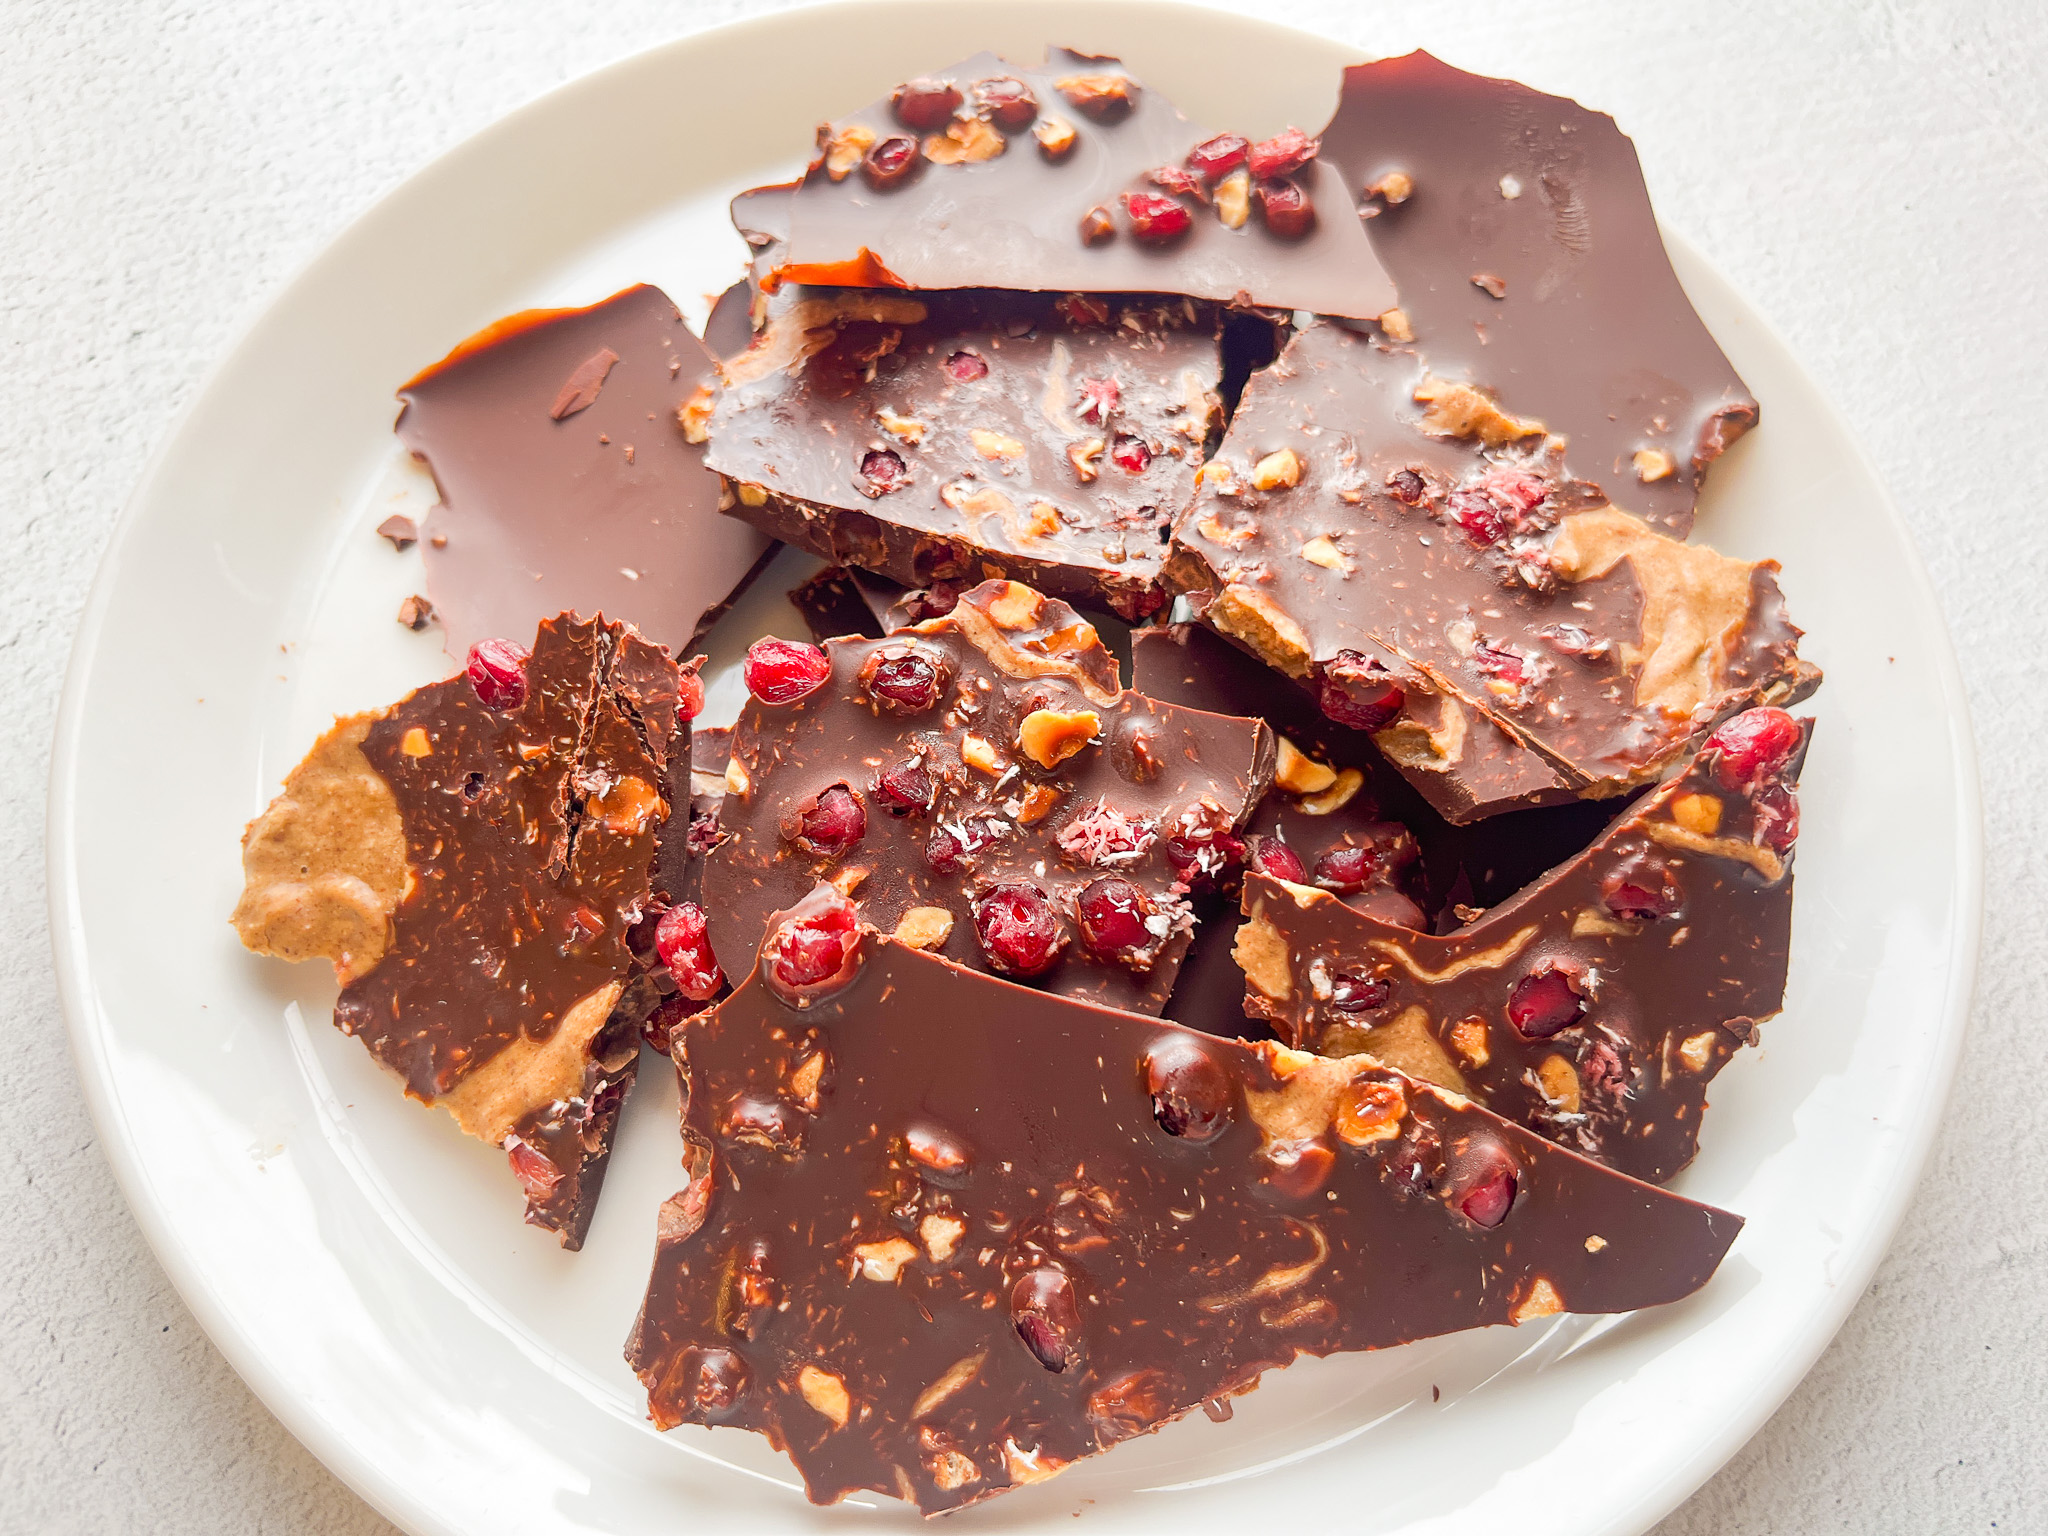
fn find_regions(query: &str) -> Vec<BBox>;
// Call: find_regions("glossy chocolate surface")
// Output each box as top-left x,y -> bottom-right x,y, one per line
626,929 -> 1743,1513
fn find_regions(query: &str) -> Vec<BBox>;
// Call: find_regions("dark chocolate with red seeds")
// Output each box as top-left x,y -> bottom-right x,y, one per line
1316,51 -> 1756,535
396,283 -> 775,657
625,920 -> 1743,1514
768,47 -> 1396,321
1236,708 -> 1811,1184
1168,320 -> 1816,821
702,579 -> 1274,1014
707,286 -> 1226,622
335,614 -> 686,1246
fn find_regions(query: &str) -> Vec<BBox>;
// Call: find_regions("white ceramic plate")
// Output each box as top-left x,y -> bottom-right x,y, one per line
49,5 -> 1981,1534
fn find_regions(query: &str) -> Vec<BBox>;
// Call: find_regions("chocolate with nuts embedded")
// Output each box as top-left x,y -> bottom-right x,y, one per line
626,925 -> 1744,1513
1235,710 -> 1812,1182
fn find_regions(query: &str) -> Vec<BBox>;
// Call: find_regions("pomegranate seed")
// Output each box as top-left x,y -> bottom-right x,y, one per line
1386,468 -> 1428,505
1254,177 -> 1315,239
787,784 -> 866,858
1707,707 -> 1803,790
1313,844 -> 1379,894
1480,465 -> 1549,514
973,882 -> 1065,976
873,758 -> 935,815
676,668 -> 705,722
1163,812 -> 1246,888
1456,1151 -> 1518,1227
1507,964 -> 1585,1039
889,78 -> 961,131
1318,651 -> 1405,731
974,76 -> 1037,130
861,134 -> 922,191
859,447 -> 907,494
1077,376 -> 1120,424
1121,191 -> 1191,243
1447,488 -> 1506,546
1011,1267 -> 1083,1371
764,889 -> 861,1002
1601,855 -> 1680,921
1249,837 -> 1306,884
1186,133 -> 1248,182
1754,781 -> 1801,852
1583,1041 -> 1629,1095
506,1138 -> 561,1199
924,823 -> 969,874
1328,971 -> 1390,1013
742,637 -> 831,705
863,648 -> 944,711
1057,293 -> 1112,327
654,902 -> 723,1001
1141,1037 -> 1234,1141
1146,164 -> 1203,198
1076,876 -> 1154,960
1474,642 -> 1533,689
1247,127 -> 1319,180
943,349 -> 988,382
676,1347 -> 749,1419
466,638 -> 530,709
1110,434 -> 1152,473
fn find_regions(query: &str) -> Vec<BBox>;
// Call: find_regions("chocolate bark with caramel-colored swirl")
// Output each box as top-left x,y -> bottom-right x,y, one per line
703,580 -> 1274,1014
624,921 -> 1742,1515
1235,709 -> 1811,1183
1316,51 -> 1756,536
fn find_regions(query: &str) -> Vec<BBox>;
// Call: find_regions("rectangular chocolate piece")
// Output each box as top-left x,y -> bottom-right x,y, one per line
397,284 -> 776,657
1169,320 -> 1815,821
1317,52 -> 1756,535
1235,708 -> 1811,1183
708,286 -> 1225,622
703,579 -> 1274,1015
626,918 -> 1743,1514
771,48 -> 1397,321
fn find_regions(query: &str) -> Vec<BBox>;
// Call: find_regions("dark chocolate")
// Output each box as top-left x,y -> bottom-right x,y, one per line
626,921 -> 1743,1513
396,284 -> 775,657
1236,709 -> 1811,1183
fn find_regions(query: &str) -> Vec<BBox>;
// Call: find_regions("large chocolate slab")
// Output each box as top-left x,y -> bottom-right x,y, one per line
704,580 -> 1273,1014
1316,52 -> 1756,535
397,284 -> 775,656
1236,708 -> 1811,1183
626,922 -> 1743,1514
771,48 -> 1397,321
707,286 -> 1225,621
1169,320 -> 1815,819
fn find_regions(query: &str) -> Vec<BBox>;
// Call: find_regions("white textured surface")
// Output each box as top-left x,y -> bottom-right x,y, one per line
4,2 -> 2039,1531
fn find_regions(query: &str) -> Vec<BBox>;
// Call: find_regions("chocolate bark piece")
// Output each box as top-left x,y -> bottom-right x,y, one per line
1315,52 -> 1756,536
707,287 -> 1225,622
704,580 -> 1274,1015
789,565 -> 899,643
1235,709 -> 1811,1184
1168,320 -> 1816,821
769,48 -> 1397,322
233,614 -> 687,1247
397,283 -> 776,657
627,724 -> 738,1055
625,919 -> 1744,1515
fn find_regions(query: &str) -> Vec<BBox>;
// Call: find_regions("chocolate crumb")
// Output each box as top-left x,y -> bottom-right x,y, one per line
396,594 -> 437,631
376,514 -> 419,551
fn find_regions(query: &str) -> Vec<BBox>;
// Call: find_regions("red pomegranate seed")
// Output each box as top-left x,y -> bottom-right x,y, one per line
873,758 -> 934,815
1707,707 -> 1803,790
788,784 -> 866,858
763,889 -> 861,1002
973,882 -> 1066,976
1754,781 -> 1801,852
1142,1037 -> 1234,1140
925,823 -> 969,874
1011,1267 -> 1083,1371
864,649 -> 944,711
1473,642 -> 1533,689
466,638 -> 530,709
1110,434 -> 1152,473
654,902 -> 723,1001
1077,376 -> 1120,424
676,668 -> 705,722
1386,468 -> 1428,505
859,447 -> 907,493
1327,971 -> 1390,1013
1146,164 -> 1203,198
506,1138 -> 561,1199
1186,133 -> 1249,182
1313,844 -> 1379,894
1254,178 -> 1315,239
1247,127 -> 1319,180
1447,488 -> 1507,546
1075,876 -> 1154,959
1507,964 -> 1585,1039
742,638 -> 831,705
1601,855 -> 1680,921
943,349 -> 988,382
889,78 -> 961,130
1121,191 -> 1191,243
862,134 -> 922,191
1249,837 -> 1306,884
974,76 -> 1038,130
1479,465 -> 1549,515
1317,651 -> 1405,731
1456,1152 -> 1518,1227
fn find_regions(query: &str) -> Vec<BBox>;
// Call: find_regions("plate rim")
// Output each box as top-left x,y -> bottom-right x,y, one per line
46,5 -> 1986,1534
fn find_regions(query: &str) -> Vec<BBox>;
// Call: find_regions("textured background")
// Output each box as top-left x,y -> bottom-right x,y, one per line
4,1 -> 2041,1531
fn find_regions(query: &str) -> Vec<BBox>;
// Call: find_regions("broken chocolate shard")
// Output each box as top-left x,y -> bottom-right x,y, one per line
396,284 -> 776,659
703,579 -> 1275,1015
395,594 -> 436,631
627,923 -> 1744,1514
232,613 -> 690,1247
1316,52 -> 1756,535
376,513 -> 419,551
770,48 -> 1397,321
788,565 -> 898,644
1168,320 -> 1816,820
1236,708 -> 1812,1183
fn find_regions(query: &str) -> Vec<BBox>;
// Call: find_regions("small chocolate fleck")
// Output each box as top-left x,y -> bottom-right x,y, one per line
550,347 -> 621,420
396,594 -> 437,631
376,514 -> 419,551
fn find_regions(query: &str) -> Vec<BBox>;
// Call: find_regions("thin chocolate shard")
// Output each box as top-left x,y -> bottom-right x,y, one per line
396,594 -> 436,631
233,613 -> 689,1247
626,919 -> 1744,1514
1168,320 -> 1816,820
626,722 -> 734,1056
789,566 -> 896,644
376,513 -> 419,551
703,579 -> 1275,1015
770,48 -> 1397,320
707,286 -> 1227,622
396,283 -> 775,658
1317,51 -> 1757,534
1237,709 -> 1811,1183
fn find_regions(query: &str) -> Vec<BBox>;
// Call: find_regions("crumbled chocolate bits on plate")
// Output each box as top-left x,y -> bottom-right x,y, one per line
1168,320 -> 1817,822
707,287 -> 1231,622
376,513 -> 419,550
1236,708 -> 1812,1183
626,918 -> 1743,1514
232,613 -> 692,1246
702,579 -> 1275,1015
396,283 -> 776,658
767,47 -> 1398,321
1316,51 -> 1758,535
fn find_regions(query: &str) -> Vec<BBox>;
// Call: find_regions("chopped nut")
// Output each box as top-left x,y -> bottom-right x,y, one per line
1584,1234 -> 1608,1253
1671,792 -> 1724,836
1535,1053 -> 1582,1114
920,1211 -> 968,1263
851,1236 -> 921,1283
1412,377 -> 1546,446
1003,1438 -> 1065,1485
1016,782 -> 1061,824
876,406 -> 925,444
1067,437 -> 1105,482
1367,170 -> 1414,204
1232,912 -> 1292,1001
1079,204 -> 1116,244
960,734 -> 1001,774
1471,272 -> 1507,299
939,480 -> 1013,530
970,428 -> 1026,461
1296,767 -> 1365,816
905,1123 -> 971,1173
1378,307 -> 1415,342
829,864 -> 868,897
1572,907 -> 1637,938
1251,447 -> 1304,490
677,384 -> 715,443
1208,583 -> 1312,678
735,480 -> 769,507
1055,73 -> 1136,121
927,1446 -> 981,1492
797,1364 -> 850,1427
1033,116 -> 1077,158
1511,1276 -> 1564,1324
1332,1077 -> 1405,1146
788,1050 -> 826,1106
1273,736 -> 1337,795
924,117 -> 1006,165
1500,173 -> 1523,200
893,906 -> 955,950
1017,708 -> 1100,769
399,726 -> 431,758
1633,447 -> 1678,482
1678,1031 -> 1719,1073
911,1352 -> 985,1419
1196,458 -> 1237,490
1448,1015 -> 1490,1067
1299,535 -> 1352,573
395,595 -> 436,632
821,123 -> 877,181
593,774 -> 662,835
981,581 -> 1043,629
1196,510 -> 1256,548
1214,168 -> 1251,229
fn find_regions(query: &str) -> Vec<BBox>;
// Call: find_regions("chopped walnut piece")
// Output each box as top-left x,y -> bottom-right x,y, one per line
1448,1015 -> 1490,1067
924,117 -> 1006,165
1671,792 -> 1723,836
1033,116 -> 1078,158
1018,708 -> 1101,769
1214,169 -> 1251,229
852,1236 -> 921,1282
797,1364 -> 851,1427
1299,535 -> 1352,573
876,406 -> 925,444
1511,1276 -> 1564,1324
1471,272 -> 1507,299
1296,767 -> 1365,816
1067,437 -> 1105,482
1367,170 -> 1414,204
821,123 -> 876,181
1378,307 -> 1415,342
971,428 -> 1026,460
1412,377 -> 1547,446
1251,447 -> 1304,490
399,726 -> 431,758
1535,1053 -> 1581,1113
1634,447 -> 1678,482
1678,1032 -> 1718,1073
1055,73 -> 1136,121
677,384 -> 715,443
893,906 -> 956,950
1273,737 -> 1337,796
920,1211 -> 967,1263
960,734 -> 1002,774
